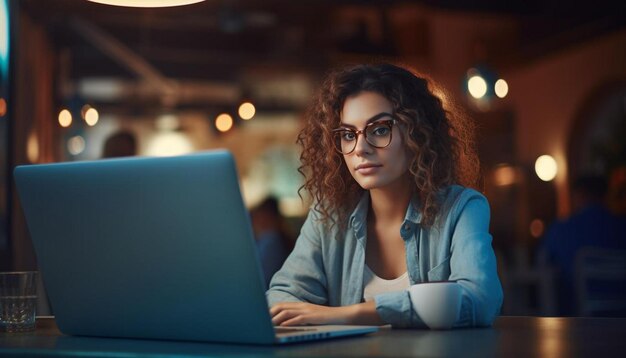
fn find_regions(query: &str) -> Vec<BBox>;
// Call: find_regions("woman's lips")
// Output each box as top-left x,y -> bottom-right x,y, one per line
355,163 -> 382,175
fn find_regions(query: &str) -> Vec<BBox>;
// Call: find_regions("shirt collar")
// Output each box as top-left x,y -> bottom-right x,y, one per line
348,191 -> 423,233
404,192 -> 423,225
349,192 -> 370,236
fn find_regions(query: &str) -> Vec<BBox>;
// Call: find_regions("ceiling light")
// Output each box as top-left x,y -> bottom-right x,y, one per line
86,0 -> 206,8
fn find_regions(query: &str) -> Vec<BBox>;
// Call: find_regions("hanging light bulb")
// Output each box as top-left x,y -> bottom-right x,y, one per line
86,0 -> 205,8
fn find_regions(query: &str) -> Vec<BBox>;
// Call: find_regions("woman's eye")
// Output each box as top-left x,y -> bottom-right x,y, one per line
371,126 -> 390,136
342,131 -> 356,141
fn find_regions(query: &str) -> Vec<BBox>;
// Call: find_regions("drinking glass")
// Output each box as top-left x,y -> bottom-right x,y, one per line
0,271 -> 38,332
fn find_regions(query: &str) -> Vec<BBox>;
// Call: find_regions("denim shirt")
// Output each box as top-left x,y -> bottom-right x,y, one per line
267,185 -> 503,328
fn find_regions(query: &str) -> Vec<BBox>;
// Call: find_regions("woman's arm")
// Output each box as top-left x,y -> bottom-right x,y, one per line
266,209 -> 329,306
268,209 -> 386,326
448,191 -> 503,327
369,189 -> 503,328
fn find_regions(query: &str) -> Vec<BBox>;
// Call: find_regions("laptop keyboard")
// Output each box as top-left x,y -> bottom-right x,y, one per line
274,327 -> 318,333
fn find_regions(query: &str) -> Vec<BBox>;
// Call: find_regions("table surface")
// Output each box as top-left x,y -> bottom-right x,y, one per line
1,316 -> 626,357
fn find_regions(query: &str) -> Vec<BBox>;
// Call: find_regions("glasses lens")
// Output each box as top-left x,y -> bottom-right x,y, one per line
334,130 -> 357,154
365,121 -> 393,148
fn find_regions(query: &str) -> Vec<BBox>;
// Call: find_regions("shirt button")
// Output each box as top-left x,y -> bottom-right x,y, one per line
403,224 -> 411,231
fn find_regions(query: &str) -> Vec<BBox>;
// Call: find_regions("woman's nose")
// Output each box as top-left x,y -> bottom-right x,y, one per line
352,133 -> 372,156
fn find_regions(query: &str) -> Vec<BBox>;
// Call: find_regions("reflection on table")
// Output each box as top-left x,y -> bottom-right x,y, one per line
1,316 -> 625,357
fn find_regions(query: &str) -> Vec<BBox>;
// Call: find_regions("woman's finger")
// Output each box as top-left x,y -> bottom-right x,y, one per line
270,302 -> 306,316
272,309 -> 302,325
281,314 -> 308,326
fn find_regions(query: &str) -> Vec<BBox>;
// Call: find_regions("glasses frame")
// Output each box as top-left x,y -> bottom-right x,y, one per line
332,116 -> 397,155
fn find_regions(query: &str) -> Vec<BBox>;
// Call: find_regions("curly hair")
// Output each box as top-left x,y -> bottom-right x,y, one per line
297,63 -> 479,228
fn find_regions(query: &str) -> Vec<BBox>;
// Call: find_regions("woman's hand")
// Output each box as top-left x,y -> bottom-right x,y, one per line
270,301 -> 384,326
270,302 -> 355,326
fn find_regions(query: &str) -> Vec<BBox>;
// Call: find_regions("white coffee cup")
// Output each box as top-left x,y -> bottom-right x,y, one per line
408,281 -> 462,330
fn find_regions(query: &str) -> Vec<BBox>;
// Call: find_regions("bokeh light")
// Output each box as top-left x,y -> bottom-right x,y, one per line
238,102 -> 256,120
468,75 -> 488,99
145,132 -> 193,157
530,218 -> 545,238
58,109 -> 72,128
68,135 -> 86,155
215,113 -> 234,132
495,79 -> 509,98
0,97 -> 6,116
493,164 -> 517,186
26,131 -> 39,163
535,155 -> 558,181
85,107 -> 99,126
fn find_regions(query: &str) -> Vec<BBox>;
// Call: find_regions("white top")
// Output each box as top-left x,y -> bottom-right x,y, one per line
363,264 -> 410,302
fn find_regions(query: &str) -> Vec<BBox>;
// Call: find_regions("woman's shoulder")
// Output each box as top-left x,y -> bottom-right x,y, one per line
441,184 -> 487,203
301,203 -> 344,235
437,185 -> 489,222
306,193 -> 366,225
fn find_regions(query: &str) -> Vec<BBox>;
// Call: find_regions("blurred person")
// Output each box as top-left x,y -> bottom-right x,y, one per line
250,196 -> 292,289
102,130 -> 137,158
540,174 -> 626,315
267,63 -> 503,328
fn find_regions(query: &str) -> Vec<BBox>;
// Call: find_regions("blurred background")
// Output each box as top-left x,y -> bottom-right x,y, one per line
0,0 -> 624,317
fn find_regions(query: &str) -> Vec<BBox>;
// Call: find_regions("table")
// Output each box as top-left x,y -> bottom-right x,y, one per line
1,316 -> 625,357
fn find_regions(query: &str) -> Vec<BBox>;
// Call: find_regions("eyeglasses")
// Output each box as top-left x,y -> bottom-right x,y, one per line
332,114 -> 396,155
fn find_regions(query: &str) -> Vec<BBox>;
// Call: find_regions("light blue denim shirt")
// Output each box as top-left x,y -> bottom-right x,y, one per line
267,185 -> 503,328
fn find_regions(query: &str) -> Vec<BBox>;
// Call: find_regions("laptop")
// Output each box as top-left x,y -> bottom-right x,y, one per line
14,150 -> 378,344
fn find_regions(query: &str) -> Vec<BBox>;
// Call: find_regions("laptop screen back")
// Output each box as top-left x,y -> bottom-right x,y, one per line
14,151 -> 276,344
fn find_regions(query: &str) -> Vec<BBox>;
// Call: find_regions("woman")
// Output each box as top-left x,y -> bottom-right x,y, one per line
267,63 -> 503,328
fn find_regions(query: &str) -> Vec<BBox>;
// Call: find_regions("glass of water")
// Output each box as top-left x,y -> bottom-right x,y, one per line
0,271 -> 38,332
